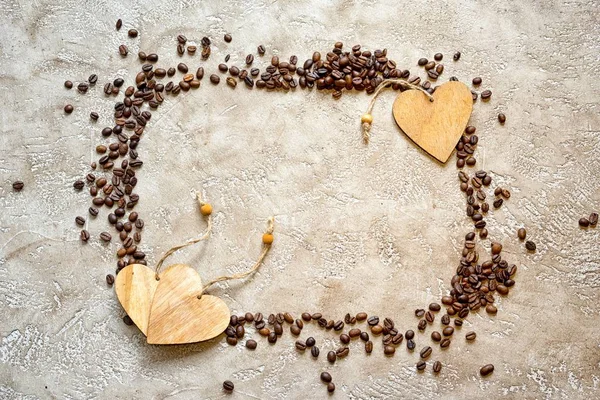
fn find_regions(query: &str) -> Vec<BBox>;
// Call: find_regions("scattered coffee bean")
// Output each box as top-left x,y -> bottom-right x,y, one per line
498,113 -> 506,124
466,331 -> 477,341
416,360 -> 426,371
115,19 -> 122,30
210,74 -> 220,84
311,346 -> 319,357
327,383 -> 335,393
224,33 -> 232,42
223,380 -> 234,392
383,345 -> 395,355
579,217 -> 590,227
106,274 -> 115,285
12,181 -> 24,191
590,212 -> 598,226
420,346 -> 432,359
320,372 -> 332,383
481,90 -> 492,100
327,351 -> 336,363
80,230 -> 90,242
453,51 -> 461,61
119,44 -> 128,56
480,364 -> 494,376
525,240 -> 536,252
64,104 -> 73,114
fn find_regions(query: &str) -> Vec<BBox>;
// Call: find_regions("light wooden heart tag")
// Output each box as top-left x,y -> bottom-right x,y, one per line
392,81 -> 473,163
360,80 -> 473,164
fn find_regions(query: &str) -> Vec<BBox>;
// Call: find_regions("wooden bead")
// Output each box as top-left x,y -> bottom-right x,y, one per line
200,204 -> 212,216
361,113 -> 373,124
262,233 -> 274,245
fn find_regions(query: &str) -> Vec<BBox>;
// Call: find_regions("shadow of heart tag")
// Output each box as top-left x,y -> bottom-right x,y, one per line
115,263 -> 230,344
392,81 -> 473,163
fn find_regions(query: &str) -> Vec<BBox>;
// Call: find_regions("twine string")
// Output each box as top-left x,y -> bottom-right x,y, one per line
153,192 -> 274,299
362,79 -> 434,143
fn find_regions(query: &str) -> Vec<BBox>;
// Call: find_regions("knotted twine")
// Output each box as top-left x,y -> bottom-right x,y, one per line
154,191 -> 274,298
361,79 -> 434,143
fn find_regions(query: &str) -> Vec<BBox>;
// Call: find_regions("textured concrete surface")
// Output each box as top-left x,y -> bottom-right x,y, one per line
1,0 -> 599,399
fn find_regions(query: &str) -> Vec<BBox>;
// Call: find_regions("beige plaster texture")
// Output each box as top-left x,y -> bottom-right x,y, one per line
0,0 -> 599,399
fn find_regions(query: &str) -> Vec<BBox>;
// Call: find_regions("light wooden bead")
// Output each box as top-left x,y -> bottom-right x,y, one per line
200,203 -> 213,216
262,233 -> 274,245
361,113 -> 373,124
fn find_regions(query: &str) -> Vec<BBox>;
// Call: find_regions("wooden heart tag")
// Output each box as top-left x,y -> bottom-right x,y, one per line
147,264 -> 230,345
392,81 -> 473,163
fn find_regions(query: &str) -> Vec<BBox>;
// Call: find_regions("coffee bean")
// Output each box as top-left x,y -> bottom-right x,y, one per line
525,240 -> 536,251
441,314 -> 450,325
472,77 -> 482,85
454,319 -> 463,327
416,361 -> 426,371
336,346 -> 349,357
290,325 -> 301,336
246,54 -> 254,65
415,309 -> 425,317
226,77 -> 237,88
64,104 -> 74,114
425,311 -> 434,323
339,334 -> 350,344
257,45 -> 265,55
493,198 -> 504,208
245,339 -> 257,349
100,232 -> 112,242
327,383 -> 335,393
320,372 -> 332,383
480,364 -> 494,376
486,304 -> 497,314
491,242 -> 502,254
431,331 -> 441,342
356,312 -> 368,321
405,330 -> 415,340
128,29 -> 138,38
327,350 -> 336,363
90,111 -> 99,121
311,346 -> 319,357
481,90 -> 492,100
590,212 -> 599,226
367,316 -> 379,326
223,380 -> 234,392
498,113 -> 506,124
453,51 -> 461,61
443,326 -> 454,336
10,179 -> 24,191
223,33 -> 232,42
64,80 -> 73,89
334,320 -> 344,331
440,338 -> 451,348
210,74 -> 220,84
75,216 -> 85,226
77,82 -> 89,93
420,346 -> 432,359
267,332 -> 277,343
295,340 -> 307,351
429,303 -> 441,312
119,45 -> 128,56
466,331 -> 477,341
80,230 -> 90,242
384,345 -> 395,356
123,315 -> 133,325
407,339 -> 416,350
106,274 -> 115,285
579,217 -> 590,227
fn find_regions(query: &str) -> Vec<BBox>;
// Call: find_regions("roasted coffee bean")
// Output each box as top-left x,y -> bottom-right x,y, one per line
336,346 -> 349,357
407,339 -> 416,350
486,304 -> 497,314
246,54 -> 254,65
431,331 -> 442,342
327,350 -> 337,363
106,274 -> 115,285
472,77 -> 482,85
367,316 -> 379,326
420,346 -> 432,359
454,319 -> 463,327
309,345 -> 319,357
245,339 -> 257,350
384,345 -> 395,355
340,334 -> 350,344
443,326 -> 454,336
123,315 -> 133,325
100,232 -> 112,242
127,29 -> 138,38
64,104 -> 74,114
320,372 -> 332,383
290,325 -> 301,336
226,77 -> 237,88
417,320 -> 427,331
429,303 -> 441,312
80,229 -> 90,242
453,51 -> 461,61
223,380 -> 234,391
425,311 -> 435,323
589,212 -> 598,226
75,216 -> 86,226
210,74 -> 220,84
441,314 -> 450,325
90,111 -> 99,121
371,324 -> 383,335
257,45 -> 265,55
480,364 -> 494,376
295,340 -> 307,351
119,44 -> 128,56
440,338 -> 451,348
267,332 -> 277,343
579,217 -> 590,227
493,198 -> 504,208
88,207 -> 99,216
356,312 -> 368,321
64,80 -> 73,89
466,331 -> 477,341
481,89 -> 492,100
334,320 -> 344,331
77,82 -> 89,93
525,240 -> 536,251
405,330 -> 415,340
415,309 -> 425,317
516,227 -> 527,240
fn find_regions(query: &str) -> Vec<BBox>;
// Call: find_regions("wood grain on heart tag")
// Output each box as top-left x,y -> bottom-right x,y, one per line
392,81 -> 473,163
147,264 -> 230,345
115,263 -> 159,336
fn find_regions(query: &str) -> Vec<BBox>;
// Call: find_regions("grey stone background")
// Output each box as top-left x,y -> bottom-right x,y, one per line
1,0 -> 599,398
